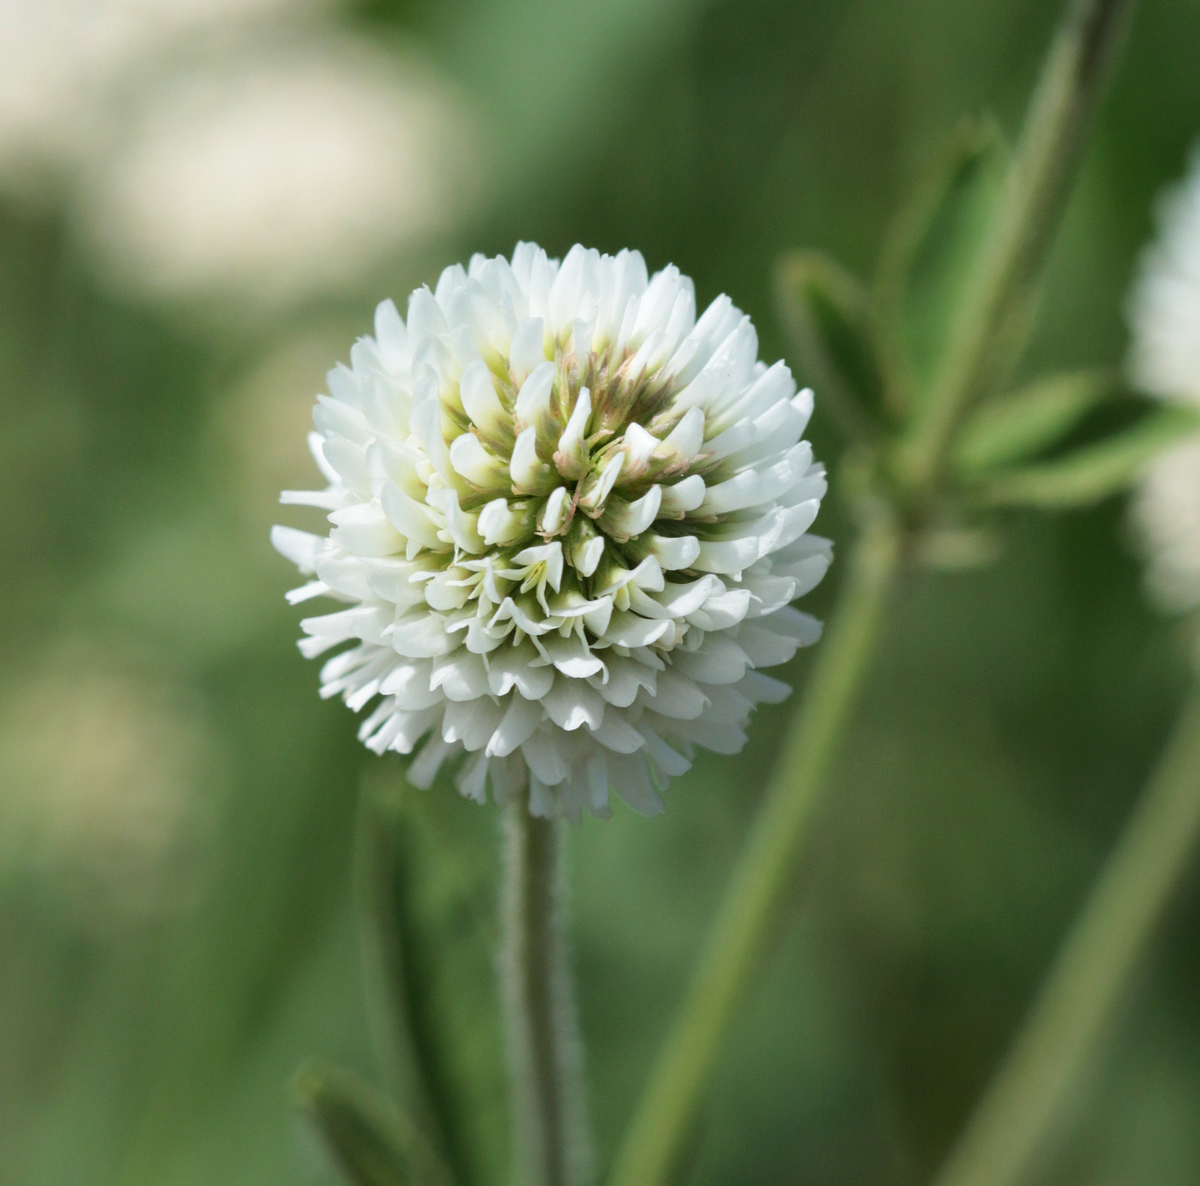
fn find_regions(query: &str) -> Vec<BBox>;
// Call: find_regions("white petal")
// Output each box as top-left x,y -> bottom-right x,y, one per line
645,533 -> 701,571
459,359 -> 506,434
603,486 -> 662,541
431,650 -> 489,701
511,425 -> 548,491
540,486 -> 571,534
570,533 -> 605,577
660,474 -> 706,514
379,489 -> 442,552
591,712 -> 646,754
285,580 -> 330,605
442,698 -> 505,750
738,669 -> 792,705
647,668 -> 709,719
487,645 -> 555,699
426,488 -> 485,553
556,387 -> 592,474
660,406 -> 706,460
695,533 -> 761,576
379,663 -> 443,710
487,696 -> 543,757
271,525 -> 323,573
622,423 -> 659,470
510,317 -> 547,383
544,681 -> 605,731
515,360 -> 556,425
449,433 -> 507,488
605,611 -> 675,648
578,453 -> 625,513
479,498 -> 531,546
672,635 -> 750,684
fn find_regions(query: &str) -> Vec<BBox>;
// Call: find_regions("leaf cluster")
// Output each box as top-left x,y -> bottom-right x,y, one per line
775,118 -> 1198,565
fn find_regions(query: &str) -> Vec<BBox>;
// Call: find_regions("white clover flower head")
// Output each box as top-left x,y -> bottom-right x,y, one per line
1128,145 -> 1200,619
273,244 -> 831,820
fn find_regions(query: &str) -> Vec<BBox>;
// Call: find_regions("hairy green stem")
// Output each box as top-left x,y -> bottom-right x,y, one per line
931,687 -> 1200,1186
501,798 -> 590,1186
608,513 -> 903,1186
894,0 -> 1136,502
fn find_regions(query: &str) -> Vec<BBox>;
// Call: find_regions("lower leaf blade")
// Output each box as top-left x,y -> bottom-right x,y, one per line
953,370 -> 1118,474
294,1062 -> 455,1186
976,404 -> 1200,508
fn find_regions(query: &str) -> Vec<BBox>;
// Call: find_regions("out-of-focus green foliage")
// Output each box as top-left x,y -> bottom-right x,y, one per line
975,404 -> 1200,509
953,371 -> 1119,475
294,1062 -> 453,1186
775,250 -> 889,438
875,117 -> 1011,413
2,2 -> 1199,1185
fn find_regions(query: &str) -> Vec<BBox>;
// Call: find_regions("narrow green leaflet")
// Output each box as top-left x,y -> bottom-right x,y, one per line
954,370 -> 1118,474
293,1063 -> 455,1186
977,404 -> 1200,508
774,250 -> 888,438
875,117 -> 1010,407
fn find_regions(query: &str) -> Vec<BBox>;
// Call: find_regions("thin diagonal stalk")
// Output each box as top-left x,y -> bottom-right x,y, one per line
894,0 -> 1136,504
931,686 -> 1200,1186
608,513 -> 903,1186
609,4 -> 1136,1184
501,797 -> 591,1186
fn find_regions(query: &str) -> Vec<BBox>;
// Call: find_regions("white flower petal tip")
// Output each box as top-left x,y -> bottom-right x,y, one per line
1128,146 -> 1200,620
274,243 -> 832,819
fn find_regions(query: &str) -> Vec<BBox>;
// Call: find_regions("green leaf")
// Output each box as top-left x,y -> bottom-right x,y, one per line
977,404 -> 1200,509
954,370 -> 1118,474
293,1063 -> 454,1186
875,117 -> 1011,407
774,250 -> 888,438
356,777 -> 505,1186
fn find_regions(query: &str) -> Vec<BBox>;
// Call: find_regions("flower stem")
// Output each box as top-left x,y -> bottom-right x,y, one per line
930,686 -> 1200,1186
609,4 -> 1138,1182
501,797 -> 591,1186
608,512 -> 903,1186
893,0 -> 1136,504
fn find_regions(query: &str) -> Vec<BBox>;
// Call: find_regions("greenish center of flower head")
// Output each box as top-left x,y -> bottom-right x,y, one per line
427,338 -> 717,649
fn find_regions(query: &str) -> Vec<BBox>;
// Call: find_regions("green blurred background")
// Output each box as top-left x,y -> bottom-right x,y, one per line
2,0 -> 1199,1183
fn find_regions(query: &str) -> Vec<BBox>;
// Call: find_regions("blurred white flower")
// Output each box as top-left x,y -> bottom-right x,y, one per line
214,327 -> 361,519
0,643 -> 217,922
1128,145 -> 1200,617
1130,439 -> 1200,614
0,0 -> 324,194
1129,146 -> 1200,407
77,37 -> 481,308
274,244 -> 831,821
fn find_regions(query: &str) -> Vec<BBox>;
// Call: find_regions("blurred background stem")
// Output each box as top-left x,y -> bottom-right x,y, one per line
610,2 -> 1136,1184
608,511 -> 903,1186
894,0 -> 1136,505
501,799 -> 590,1186
930,685 -> 1200,1186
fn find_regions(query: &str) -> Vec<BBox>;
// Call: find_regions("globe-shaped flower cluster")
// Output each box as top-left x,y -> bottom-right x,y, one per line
273,244 -> 830,819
